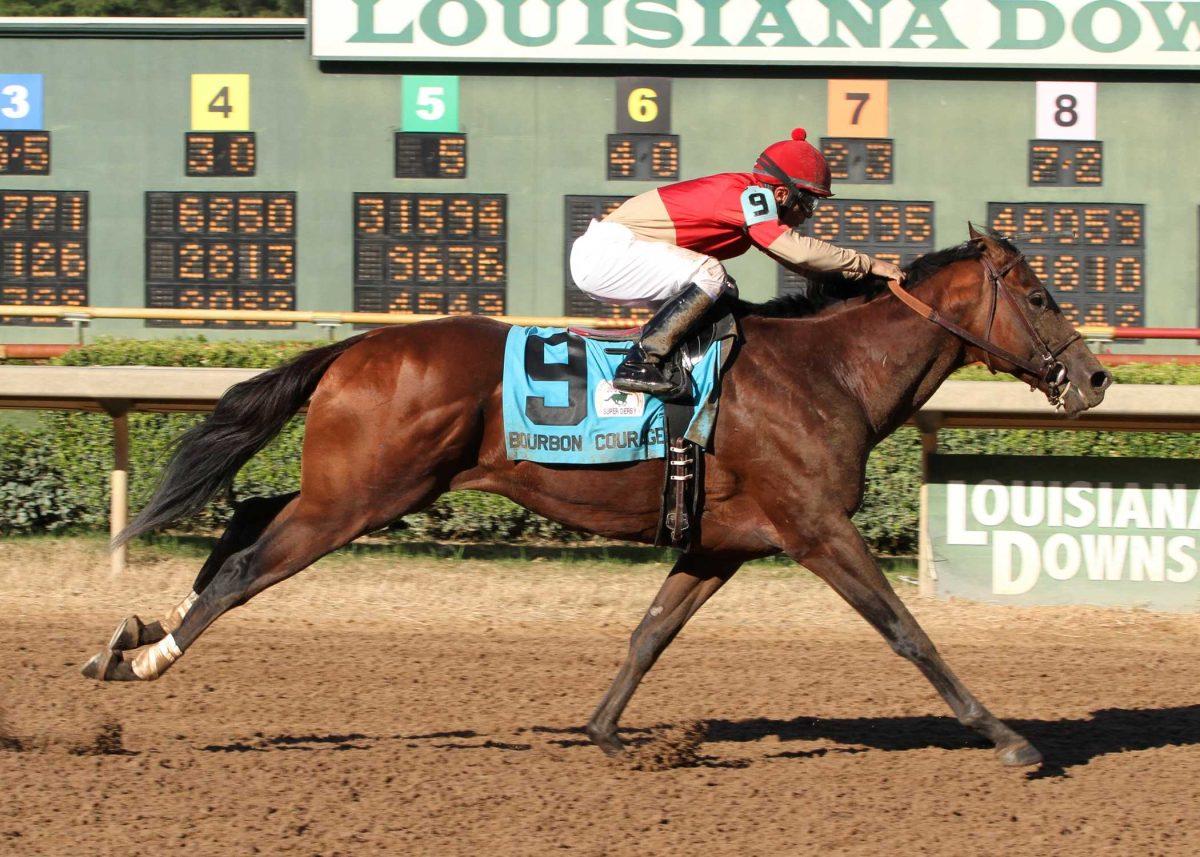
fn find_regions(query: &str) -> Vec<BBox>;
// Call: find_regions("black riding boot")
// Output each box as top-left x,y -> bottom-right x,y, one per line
614,284 -> 715,397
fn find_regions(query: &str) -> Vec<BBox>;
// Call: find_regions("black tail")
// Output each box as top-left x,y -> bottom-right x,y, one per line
113,334 -> 366,548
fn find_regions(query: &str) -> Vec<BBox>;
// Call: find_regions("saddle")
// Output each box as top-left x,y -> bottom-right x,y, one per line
572,307 -> 740,549
570,307 -> 738,395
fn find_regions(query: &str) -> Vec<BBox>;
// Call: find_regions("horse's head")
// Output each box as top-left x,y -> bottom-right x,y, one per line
952,224 -> 1112,416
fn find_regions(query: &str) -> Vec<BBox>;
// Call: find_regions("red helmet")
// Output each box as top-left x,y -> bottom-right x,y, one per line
753,128 -> 833,199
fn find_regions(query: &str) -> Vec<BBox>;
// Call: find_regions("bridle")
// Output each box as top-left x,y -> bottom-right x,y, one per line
885,242 -> 1082,407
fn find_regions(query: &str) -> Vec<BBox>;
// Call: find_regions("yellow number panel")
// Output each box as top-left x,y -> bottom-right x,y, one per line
190,74 -> 250,131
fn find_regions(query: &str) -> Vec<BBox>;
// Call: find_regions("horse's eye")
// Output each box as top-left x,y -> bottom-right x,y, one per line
1028,291 -> 1047,309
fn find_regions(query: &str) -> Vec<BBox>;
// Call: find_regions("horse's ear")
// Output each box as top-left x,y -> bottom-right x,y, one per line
967,221 -> 1009,264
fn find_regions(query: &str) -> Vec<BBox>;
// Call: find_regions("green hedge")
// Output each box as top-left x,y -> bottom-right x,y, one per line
1,337 -> 1197,555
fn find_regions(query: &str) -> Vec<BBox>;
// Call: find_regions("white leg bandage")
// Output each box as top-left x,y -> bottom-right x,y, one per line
131,634 -> 182,681
162,591 -> 198,632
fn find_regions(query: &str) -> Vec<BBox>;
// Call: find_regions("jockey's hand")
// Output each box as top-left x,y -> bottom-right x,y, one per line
870,258 -> 906,283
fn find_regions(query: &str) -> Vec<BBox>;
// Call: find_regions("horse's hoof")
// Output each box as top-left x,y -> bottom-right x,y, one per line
997,741 -> 1043,767
586,723 -> 625,757
81,648 -> 119,681
108,616 -> 145,651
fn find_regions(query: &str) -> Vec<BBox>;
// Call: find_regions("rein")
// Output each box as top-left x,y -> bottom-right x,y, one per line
885,249 -> 1081,406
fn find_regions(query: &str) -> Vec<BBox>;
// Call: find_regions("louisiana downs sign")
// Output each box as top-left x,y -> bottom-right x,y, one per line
312,0 -> 1200,68
926,455 -> 1200,612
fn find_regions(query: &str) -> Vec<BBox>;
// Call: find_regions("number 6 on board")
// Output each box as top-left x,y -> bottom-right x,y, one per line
615,78 -> 671,134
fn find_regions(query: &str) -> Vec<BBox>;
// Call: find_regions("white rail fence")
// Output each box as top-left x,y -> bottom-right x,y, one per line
1,365 -> 1197,574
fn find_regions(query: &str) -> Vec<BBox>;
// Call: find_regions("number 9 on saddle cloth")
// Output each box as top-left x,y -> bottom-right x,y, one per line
501,323 -> 733,466
501,316 -> 737,545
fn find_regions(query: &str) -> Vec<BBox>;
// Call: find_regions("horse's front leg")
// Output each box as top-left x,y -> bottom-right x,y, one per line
586,553 -> 742,755
791,516 -> 1042,767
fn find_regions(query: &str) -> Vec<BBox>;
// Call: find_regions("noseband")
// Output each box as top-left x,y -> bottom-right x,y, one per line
886,248 -> 1081,407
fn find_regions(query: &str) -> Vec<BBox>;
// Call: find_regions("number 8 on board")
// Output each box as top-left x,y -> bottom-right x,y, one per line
1035,82 -> 1096,141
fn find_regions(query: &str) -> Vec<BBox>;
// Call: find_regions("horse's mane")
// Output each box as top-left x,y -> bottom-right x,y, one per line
733,238 -> 1007,320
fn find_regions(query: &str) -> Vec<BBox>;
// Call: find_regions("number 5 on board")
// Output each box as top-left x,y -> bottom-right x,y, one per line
191,74 -> 250,131
402,76 -> 460,132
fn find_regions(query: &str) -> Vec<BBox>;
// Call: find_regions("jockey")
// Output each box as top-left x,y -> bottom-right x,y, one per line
570,128 -> 906,396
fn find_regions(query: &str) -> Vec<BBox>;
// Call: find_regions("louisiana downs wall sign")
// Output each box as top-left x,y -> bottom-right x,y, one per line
313,0 -> 1200,68
926,454 -> 1200,612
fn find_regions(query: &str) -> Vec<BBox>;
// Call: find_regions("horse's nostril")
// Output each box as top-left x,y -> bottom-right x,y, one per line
1091,370 -> 1112,390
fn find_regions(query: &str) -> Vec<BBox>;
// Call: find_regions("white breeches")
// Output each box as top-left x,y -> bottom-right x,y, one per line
569,219 -> 733,307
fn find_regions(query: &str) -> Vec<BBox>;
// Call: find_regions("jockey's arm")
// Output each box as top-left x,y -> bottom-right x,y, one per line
748,222 -> 903,281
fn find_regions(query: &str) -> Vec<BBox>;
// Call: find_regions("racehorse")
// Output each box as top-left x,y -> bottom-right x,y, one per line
83,227 -> 1111,768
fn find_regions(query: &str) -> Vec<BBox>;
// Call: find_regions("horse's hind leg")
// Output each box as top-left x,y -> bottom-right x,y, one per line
84,449 -> 446,683
795,517 -> 1042,768
96,493 -> 296,657
586,553 -> 741,755
85,493 -> 360,682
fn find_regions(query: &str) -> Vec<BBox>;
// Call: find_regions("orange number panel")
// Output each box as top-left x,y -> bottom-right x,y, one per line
987,203 -> 1144,328
353,192 -> 507,317
145,191 -> 297,328
606,135 -> 679,181
562,195 -> 651,323
185,132 -> 256,177
394,132 -> 468,179
0,190 -> 88,325
778,199 -> 935,299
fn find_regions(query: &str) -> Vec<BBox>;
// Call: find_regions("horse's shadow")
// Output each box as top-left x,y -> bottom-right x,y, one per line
199,705 -> 1200,777
702,705 -> 1200,776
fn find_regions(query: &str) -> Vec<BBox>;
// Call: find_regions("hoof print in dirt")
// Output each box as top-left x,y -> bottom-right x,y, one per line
70,721 -> 128,757
623,722 -> 708,772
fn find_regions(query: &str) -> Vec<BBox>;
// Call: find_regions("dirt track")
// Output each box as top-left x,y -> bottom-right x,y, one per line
3,538 -> 1200,856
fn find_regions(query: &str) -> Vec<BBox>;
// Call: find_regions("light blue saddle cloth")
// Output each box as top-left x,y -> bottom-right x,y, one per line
501,326 -> 724,464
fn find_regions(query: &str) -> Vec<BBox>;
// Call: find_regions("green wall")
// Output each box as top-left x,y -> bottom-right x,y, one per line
0,28 -> 1197,352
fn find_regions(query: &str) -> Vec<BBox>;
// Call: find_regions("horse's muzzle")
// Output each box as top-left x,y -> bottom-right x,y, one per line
1051,342 -> 1112,416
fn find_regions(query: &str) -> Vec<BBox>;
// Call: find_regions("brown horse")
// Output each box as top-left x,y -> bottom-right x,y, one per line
83,229 -> 1111,768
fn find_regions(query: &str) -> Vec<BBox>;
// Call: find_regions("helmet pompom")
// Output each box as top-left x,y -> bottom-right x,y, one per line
752,127 -> 833,197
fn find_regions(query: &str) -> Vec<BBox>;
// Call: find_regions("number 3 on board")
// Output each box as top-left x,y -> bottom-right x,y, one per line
191,74 -> 250,131
0,74 -> 43,130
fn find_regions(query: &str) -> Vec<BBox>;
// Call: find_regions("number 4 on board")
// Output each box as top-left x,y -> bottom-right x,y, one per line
191,74 -> 250,131
208,87 -> 232,118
